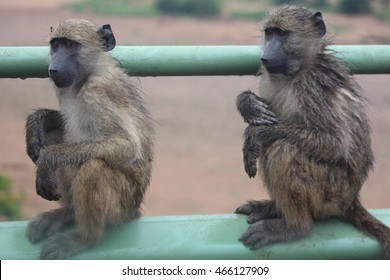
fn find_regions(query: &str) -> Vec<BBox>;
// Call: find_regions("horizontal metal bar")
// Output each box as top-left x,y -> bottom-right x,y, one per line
0,45 -> 389,78
0,209 -> 389,259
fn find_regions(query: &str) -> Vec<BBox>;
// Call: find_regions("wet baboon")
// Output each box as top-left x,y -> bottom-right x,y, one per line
235,5 -> 390,258
25,19 -> 154,259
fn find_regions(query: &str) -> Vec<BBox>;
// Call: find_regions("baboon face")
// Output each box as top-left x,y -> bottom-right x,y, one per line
49,38 -> 82,88
261,5 -> 326,77
261,27 -> 292,75
48,20 -> 116,88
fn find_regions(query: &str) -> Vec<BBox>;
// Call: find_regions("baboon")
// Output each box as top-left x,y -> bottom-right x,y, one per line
235,5 -> 390,258
25,19 -> 154,259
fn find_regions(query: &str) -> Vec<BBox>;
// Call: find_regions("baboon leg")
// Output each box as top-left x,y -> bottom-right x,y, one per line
26,207 -> 74,243
239,217 -> 313,250
240,175 -> 314,249
40,159 -> 123,259
235,200 -> 279,224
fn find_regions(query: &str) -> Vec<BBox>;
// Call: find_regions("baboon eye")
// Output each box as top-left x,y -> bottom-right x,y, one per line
50,40 -> 59,50
277,29 -> 289,36
264,29 -> 273,36
264,28 -> 289,37
64,40 -> 74,48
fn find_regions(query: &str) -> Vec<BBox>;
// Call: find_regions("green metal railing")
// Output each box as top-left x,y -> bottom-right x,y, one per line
1,211 -> 389,260
0,45 -> 389,259
1,45 -> 390,78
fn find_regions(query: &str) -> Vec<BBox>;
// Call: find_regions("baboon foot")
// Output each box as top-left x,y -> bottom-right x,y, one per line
239,219 -> 311,250
26,217 -> 63,243
26,209 -> 74,243
235,200 -> 278,224
40,232 -> 89,260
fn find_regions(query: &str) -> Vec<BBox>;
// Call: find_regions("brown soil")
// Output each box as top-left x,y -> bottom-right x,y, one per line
0,2 -> 390,219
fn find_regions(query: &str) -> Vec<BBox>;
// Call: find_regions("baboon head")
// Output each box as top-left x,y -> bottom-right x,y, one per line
260,5 -> 327,77
48,19 -> 116,88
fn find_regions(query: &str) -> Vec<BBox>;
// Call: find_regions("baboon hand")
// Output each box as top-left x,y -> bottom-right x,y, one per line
26,109 -> 64,164
243,150 -> 257,178
36,169 -> 61,201
242,128 -> 261,178
26,124 -> 47,164
26,138 -> 45,164
35,151 -> 61,201
237,90 -> 278,126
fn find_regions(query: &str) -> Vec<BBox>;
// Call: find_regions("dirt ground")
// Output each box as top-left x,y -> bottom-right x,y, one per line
0,1 -> 390,220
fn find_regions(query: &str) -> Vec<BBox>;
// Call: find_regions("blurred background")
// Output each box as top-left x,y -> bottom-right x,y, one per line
0,0 -> 389,221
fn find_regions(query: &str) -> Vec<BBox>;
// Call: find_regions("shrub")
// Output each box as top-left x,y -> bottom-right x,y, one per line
273,0 -> 329,8
155,0 -> 221,17
338,0 -> 371,15
0,175 -> 22,220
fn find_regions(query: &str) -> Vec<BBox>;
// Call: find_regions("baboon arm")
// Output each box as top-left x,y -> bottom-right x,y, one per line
37,137 -> 139,172
243,124 -> 284,178
277,122 -> 345,163
245,122 -> 345,163
34,137 -> 140,201
26,109 -> 64,163
242,122 -> 345,178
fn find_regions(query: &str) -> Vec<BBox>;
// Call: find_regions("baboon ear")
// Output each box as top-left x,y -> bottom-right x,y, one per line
97,24 -> 116,51
312,12 -> 326,37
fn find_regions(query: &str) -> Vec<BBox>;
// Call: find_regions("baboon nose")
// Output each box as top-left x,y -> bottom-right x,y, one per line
48,69 -> 58,76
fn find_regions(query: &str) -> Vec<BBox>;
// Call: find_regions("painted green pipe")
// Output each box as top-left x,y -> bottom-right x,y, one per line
0,45 -> 389,78
0,210 -> 389,260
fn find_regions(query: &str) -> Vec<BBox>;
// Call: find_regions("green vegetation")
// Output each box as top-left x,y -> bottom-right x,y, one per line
338,0 -> 371,14
228,10 -> 267,21
376,8 -> 390,21
155,0 -> 221,17
66,0 -> 265,19
66,0 -> 158,16
272,0 -> 330,9
66,0 -> 221,17
64,0 -> 390,22
270,0 -> 389,21
0,175 -> 23,220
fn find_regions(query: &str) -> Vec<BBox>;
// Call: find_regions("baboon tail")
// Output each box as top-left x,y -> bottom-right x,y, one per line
345,200 -> 390,259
